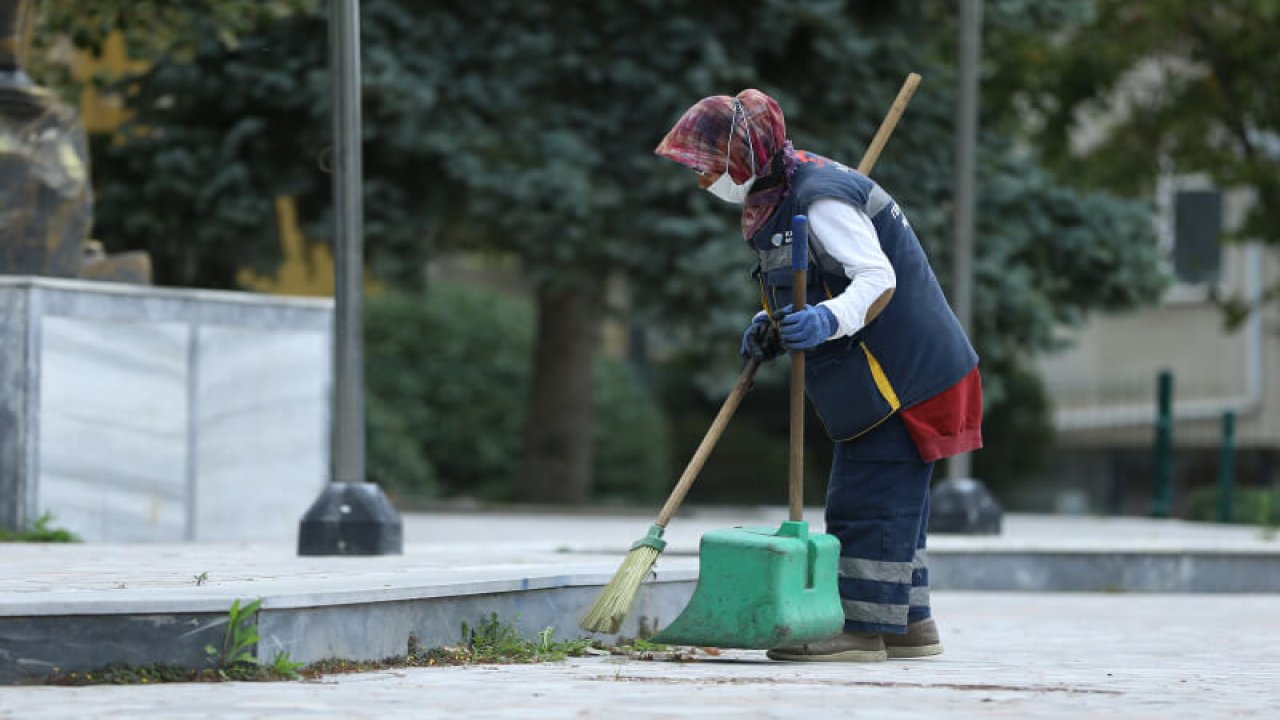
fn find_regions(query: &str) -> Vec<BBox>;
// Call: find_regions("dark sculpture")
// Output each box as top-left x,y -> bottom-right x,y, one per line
0,0 -> 150,283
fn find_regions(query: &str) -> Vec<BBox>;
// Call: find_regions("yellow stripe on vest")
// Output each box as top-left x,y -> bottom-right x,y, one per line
861,343 -> 901,411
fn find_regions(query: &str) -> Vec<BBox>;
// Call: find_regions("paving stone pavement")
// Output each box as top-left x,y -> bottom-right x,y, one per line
1,591 -> 1275,719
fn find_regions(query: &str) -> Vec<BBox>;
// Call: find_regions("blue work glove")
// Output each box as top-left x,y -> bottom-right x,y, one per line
740,312 -> 784,365
776,304 -> 838,351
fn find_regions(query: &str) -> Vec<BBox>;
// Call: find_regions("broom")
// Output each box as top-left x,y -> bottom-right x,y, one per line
579,72 -> 923,634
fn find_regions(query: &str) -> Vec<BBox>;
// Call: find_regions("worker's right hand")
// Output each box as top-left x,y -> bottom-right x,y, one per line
740,311 -> 784,364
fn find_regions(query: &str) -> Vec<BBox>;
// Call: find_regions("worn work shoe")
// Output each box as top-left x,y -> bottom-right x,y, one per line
882,618 -> 944,659
766,632 -> 887,662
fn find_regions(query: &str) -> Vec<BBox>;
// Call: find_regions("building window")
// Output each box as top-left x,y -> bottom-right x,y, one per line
1172,189 -> 1223,286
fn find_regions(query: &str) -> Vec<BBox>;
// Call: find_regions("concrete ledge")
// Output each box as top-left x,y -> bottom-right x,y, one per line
0,578 -> 697,685
0,565 -> 698,617
257,581 -> 695,667
0,612 -> 227,684
0,544 -> 699,684
930,550 -> 1280,593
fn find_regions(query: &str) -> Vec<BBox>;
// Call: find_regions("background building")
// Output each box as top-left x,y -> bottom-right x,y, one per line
1030,181 -> 1278,516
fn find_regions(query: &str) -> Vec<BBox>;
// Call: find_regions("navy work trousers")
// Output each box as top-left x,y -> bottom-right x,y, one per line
824,415 -> 933,635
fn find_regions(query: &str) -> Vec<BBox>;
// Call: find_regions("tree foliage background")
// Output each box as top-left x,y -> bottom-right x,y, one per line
985,0 -> 1280,321
33,0 -> 1172,502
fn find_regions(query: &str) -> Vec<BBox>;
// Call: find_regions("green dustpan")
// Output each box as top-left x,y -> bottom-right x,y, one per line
650,519 -> 844,649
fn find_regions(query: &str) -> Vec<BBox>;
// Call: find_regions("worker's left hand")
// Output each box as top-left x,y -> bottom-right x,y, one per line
776,304 -> 837,351
741,312 -> 785,364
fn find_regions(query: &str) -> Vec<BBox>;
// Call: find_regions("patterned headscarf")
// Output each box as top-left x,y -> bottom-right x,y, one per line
655,89 -> 797,239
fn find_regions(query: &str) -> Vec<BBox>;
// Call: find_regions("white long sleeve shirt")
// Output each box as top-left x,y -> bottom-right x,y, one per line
807,197 -> 896,338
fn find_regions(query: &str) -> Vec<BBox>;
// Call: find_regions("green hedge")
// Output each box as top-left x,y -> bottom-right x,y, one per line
364,284 -> 668,503
1184,485 -> 1280,526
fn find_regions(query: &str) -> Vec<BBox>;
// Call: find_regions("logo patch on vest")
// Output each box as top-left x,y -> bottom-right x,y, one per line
770,230 -> 794,247
890,202 -> 911,230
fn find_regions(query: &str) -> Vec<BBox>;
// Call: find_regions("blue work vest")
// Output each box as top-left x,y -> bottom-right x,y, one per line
750,151 -> 978,442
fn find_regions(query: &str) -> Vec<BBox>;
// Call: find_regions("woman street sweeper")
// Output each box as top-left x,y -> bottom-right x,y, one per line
654,89 -> 983,662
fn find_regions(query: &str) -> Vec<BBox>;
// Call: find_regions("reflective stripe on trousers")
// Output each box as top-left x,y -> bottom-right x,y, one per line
825,417 -> 933,634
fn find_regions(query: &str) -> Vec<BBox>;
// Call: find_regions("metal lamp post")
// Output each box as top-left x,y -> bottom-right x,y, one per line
931,0 -> 1003,535
298,0 -> 402,556
949,0 -> 980,481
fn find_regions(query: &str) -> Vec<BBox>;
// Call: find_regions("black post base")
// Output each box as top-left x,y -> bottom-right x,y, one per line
930,476 -> 1003,535
298,482 -> 403,556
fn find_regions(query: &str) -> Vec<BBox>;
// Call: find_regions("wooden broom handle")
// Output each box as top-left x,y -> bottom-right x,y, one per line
858,73 -> 920,175
654,73 -> 922,529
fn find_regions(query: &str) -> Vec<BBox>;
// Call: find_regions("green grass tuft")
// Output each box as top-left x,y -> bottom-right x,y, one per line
0,512 -> 79,543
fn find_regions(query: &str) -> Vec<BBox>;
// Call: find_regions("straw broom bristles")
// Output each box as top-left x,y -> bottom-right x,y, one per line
579,527 -> 666,634
579,363 -> 753,635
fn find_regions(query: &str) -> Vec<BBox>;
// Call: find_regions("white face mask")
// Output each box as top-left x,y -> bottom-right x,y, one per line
705,170 -> 756,204
705,98 -> 757,205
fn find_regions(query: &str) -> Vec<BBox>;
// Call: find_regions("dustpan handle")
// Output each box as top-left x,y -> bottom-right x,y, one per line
788,215 -> 809,522
785,73 -> 920,523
